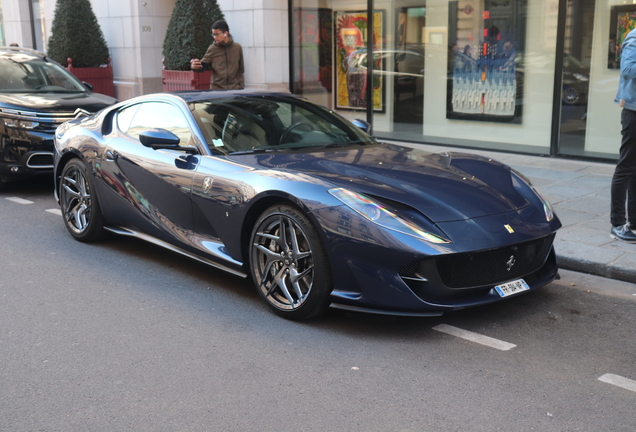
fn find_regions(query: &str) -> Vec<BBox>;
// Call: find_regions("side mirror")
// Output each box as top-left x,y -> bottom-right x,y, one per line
82,81 -> 94,92
352,119 -> 372,135
139,128 -> 181,150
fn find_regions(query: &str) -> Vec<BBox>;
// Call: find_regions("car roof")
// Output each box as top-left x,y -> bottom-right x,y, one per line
160,89 -> 301,103
0,47 -> 47,61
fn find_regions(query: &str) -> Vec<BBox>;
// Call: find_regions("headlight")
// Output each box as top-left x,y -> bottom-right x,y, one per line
511,169 -> 555,221
328,188 -> 451,243
3,118 -> 39,129
573,73 -> 588,81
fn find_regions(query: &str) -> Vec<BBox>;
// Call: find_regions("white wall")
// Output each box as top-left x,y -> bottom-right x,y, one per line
585,0 -> 622,154
1,0 -> 34,48
100,0 -> 175,98
2,0 -> 290,98
218,0 -> 290,91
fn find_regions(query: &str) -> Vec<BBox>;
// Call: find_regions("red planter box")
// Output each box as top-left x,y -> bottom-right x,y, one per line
67,58 -> 115,97
162,69 -> 212,91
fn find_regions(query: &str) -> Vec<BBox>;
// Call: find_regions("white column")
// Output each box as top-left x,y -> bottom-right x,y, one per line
1,0 -> 35,48
219,0 -> 290,91
93,0 -> 176,99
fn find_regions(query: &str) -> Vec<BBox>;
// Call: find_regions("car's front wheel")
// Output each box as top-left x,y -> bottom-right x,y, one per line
250,204 -> 332,319
59,158 -> 105,242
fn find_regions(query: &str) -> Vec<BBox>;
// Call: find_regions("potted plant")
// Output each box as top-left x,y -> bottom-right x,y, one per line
47,0 -> 114,97
162,0 -> 225,91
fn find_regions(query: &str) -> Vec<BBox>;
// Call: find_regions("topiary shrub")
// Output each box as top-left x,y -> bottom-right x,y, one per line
47,0 -> 109,68
162,0 -> 225,71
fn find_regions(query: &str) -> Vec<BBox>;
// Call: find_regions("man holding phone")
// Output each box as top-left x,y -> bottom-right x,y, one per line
191,20 -> 244,91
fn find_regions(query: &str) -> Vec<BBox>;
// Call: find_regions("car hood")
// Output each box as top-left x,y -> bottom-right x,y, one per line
238,144 -> 532,223
0,92 -> 117,113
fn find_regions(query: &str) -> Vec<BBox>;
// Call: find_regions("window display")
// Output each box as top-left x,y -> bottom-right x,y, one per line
446,0 -> 526,123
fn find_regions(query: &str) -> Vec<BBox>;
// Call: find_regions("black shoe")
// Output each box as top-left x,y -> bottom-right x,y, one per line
610,224 -> 636,243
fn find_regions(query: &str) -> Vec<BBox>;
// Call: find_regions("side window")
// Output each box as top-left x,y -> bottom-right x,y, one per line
117,104 -> 140,133
126,102 -> 193,147
190,102 -> 269,152
275,103 -> 293,128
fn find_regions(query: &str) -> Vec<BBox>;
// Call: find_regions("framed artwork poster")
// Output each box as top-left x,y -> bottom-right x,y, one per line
334,10 -> 384,111
447,0 -> 526,123
609,5 -> 636,69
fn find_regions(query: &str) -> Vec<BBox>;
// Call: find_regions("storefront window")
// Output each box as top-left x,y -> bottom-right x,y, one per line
577,0 -> 624,160
289,0 -> 619,160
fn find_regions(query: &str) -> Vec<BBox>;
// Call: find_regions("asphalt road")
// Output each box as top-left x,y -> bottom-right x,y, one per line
1,177 -> 635,432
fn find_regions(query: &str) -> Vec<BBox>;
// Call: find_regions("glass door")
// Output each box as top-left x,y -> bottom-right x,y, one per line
556,0 -> 595,157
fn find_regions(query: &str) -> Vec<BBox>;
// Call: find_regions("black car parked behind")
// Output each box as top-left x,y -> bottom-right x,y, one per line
0,47 -> 116,189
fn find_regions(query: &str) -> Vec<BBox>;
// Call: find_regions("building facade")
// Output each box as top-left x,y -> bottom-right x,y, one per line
0,0 -> 624,160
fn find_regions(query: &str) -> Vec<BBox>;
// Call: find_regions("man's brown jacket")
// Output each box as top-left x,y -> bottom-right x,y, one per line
200,40 -> 245,90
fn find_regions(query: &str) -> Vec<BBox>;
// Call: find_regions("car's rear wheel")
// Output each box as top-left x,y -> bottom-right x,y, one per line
250,204 -> 332,319
59,158 -> 105,242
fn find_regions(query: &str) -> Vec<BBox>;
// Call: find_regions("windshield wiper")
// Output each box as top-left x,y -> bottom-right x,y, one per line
229,147 -> 277,155
301,141 -> 371,150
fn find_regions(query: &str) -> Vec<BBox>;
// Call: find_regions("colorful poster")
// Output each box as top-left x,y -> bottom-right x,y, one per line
609,6 -> 636,69
334,10 -> 384,111
447,0 -> 526,123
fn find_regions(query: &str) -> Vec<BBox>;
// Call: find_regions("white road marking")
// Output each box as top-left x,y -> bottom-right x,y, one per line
432,324 -> 516,351
598,374 -> 636,393
5,197 -> 33,205
45,209 -> 62,216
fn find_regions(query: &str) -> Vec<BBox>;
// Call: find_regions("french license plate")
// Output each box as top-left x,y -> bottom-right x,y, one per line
494,278 -> 530,297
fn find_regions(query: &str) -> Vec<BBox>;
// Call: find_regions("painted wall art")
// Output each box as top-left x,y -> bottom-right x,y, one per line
609,5 -> 636,69
334,10 -> 384,111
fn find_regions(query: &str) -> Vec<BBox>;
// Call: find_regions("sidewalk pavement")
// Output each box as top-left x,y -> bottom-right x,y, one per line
397,142 -> 636,284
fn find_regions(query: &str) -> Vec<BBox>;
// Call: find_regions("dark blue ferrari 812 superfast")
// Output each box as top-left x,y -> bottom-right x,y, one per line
54,91 -> 561,319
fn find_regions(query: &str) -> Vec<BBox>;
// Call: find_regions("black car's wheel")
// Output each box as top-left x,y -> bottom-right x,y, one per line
250,204 -> 332,319
59,159 -> 105,242
562,85 -> 580,105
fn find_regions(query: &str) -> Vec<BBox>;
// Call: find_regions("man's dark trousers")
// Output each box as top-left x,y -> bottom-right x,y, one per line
611,107 -> 636,226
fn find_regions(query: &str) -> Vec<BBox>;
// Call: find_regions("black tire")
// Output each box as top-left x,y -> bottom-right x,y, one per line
562,85 -> 580,105
249,204 -> 332,319
59,158 -> 105,242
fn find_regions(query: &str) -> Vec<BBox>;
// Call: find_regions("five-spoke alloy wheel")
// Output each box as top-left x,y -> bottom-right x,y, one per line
250,205 -> 332,319
59,159 -> 105,242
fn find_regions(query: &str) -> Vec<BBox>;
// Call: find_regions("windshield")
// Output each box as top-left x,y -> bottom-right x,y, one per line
189,95 -> 376,154
0,54 -> 87,93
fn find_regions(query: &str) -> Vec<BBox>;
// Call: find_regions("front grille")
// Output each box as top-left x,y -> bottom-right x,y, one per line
26,152 -> 54,168
399,233 -> 556,289
0,107 -> 90,126
435,234 -> 555,288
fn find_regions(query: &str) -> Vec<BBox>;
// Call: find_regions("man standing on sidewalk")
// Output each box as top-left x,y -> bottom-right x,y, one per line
612,28 -> 636,243
190,20 -> 244,90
